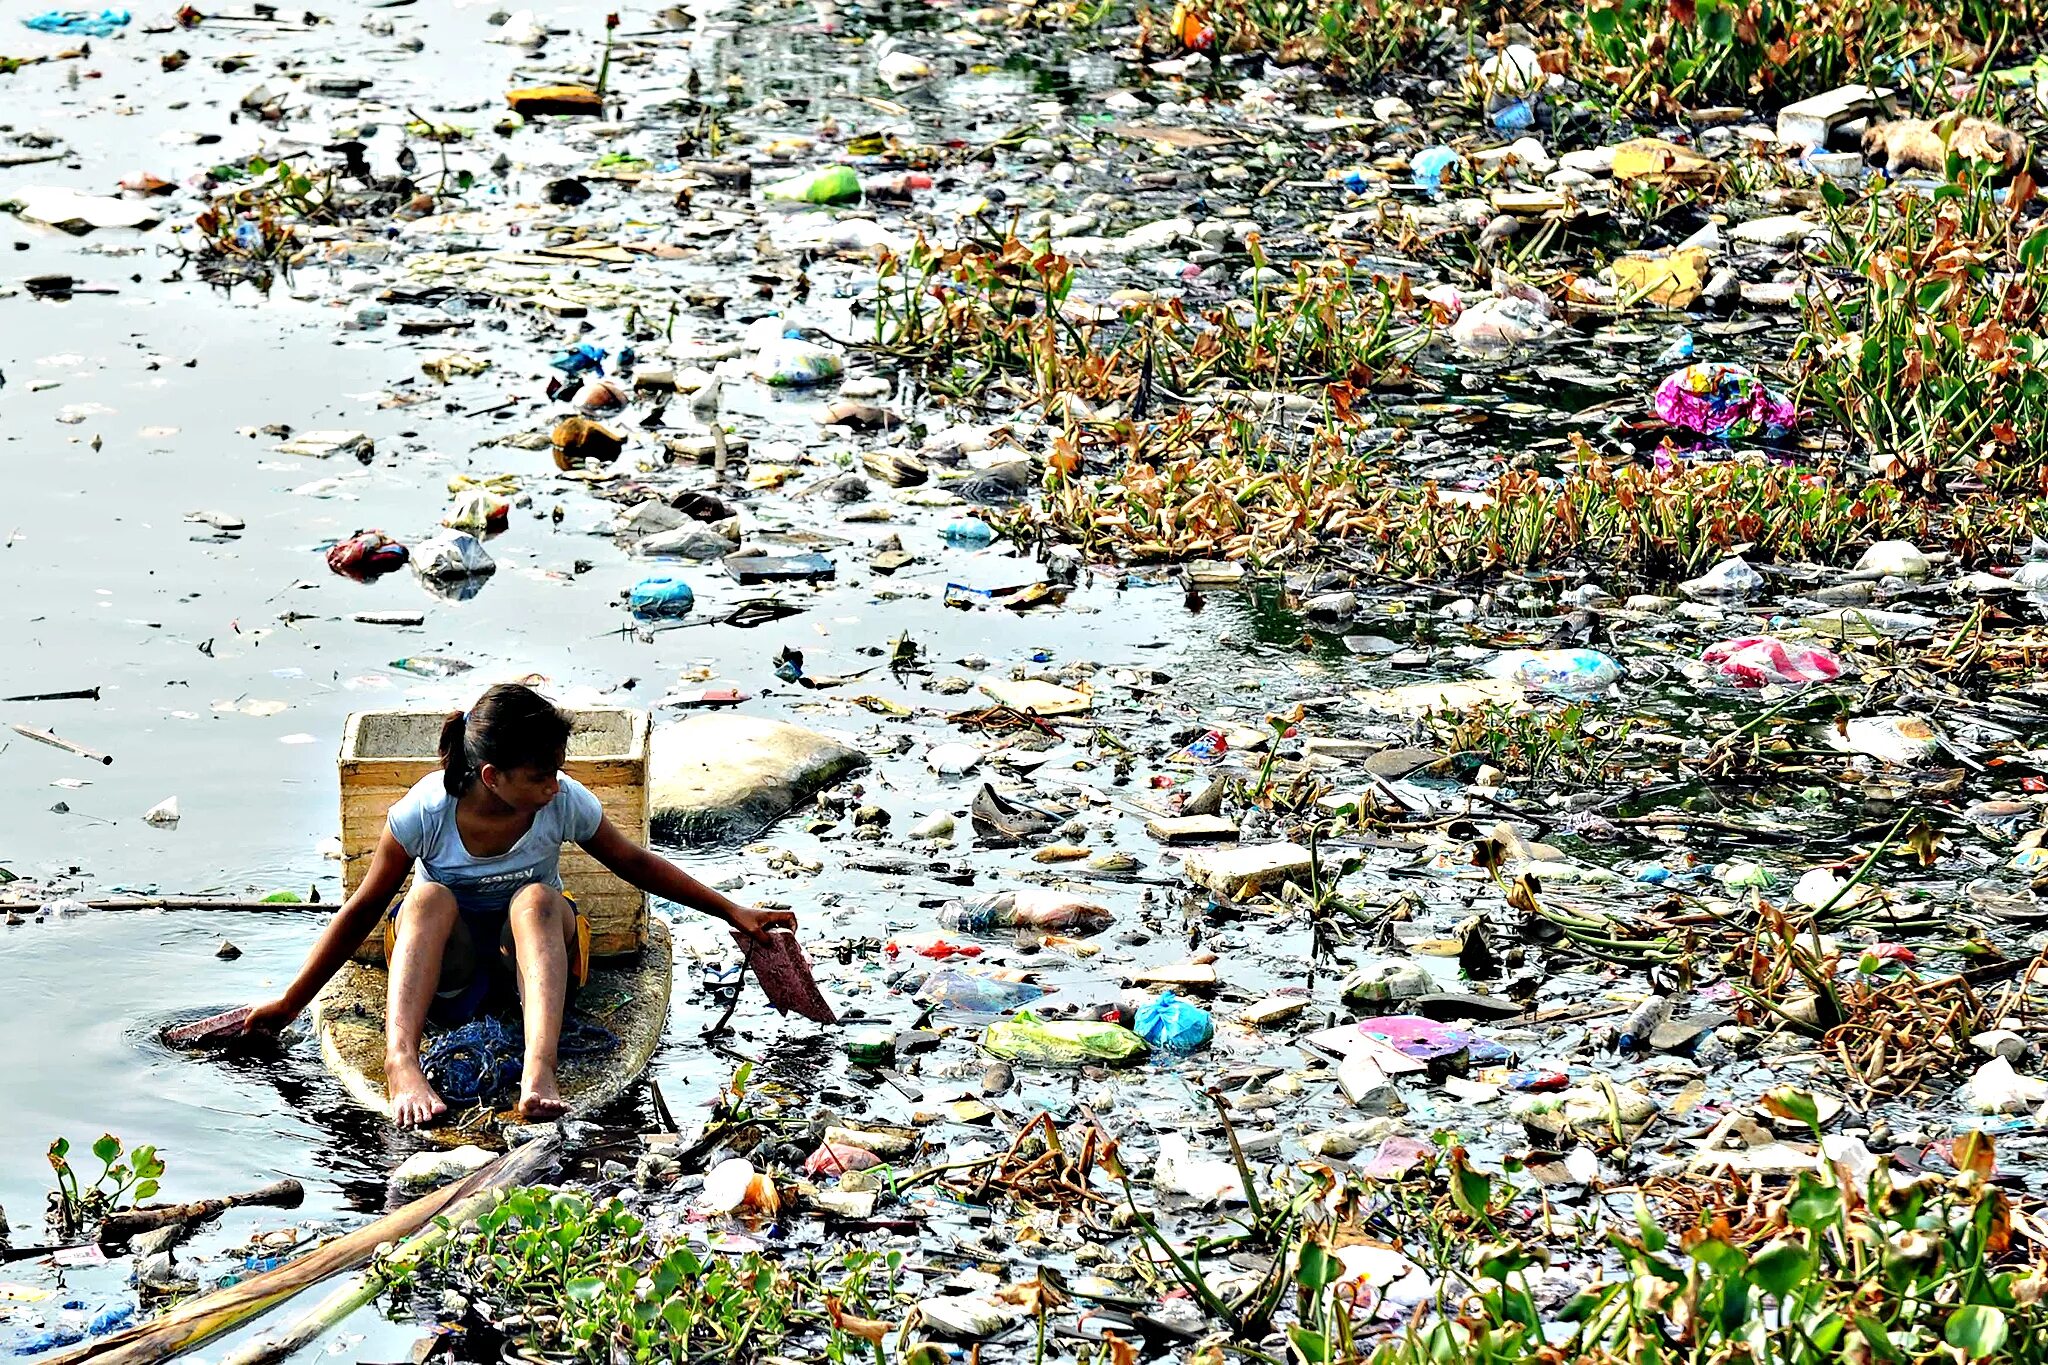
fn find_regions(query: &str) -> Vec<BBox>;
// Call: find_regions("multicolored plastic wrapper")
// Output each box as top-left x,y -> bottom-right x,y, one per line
1701,635 -> 1845,688
1653,362 -> 1797,438
325,529 -> 409,580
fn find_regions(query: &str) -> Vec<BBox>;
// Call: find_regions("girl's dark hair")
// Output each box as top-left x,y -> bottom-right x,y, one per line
439,683 -> 573,796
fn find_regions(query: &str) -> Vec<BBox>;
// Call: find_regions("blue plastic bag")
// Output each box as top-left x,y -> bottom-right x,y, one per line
549,342 -> 607,376
940,518 -> 993,549
1410,146 -> 1462,194
628,574 -> 694,620
1135,990 -> 1213,1052
24,9 -> 130,37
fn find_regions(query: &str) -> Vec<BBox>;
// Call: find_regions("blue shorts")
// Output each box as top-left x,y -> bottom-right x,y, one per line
387,889 -> 577,1026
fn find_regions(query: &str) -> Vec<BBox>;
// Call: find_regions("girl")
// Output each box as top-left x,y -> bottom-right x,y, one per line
245,683 -> 795,1127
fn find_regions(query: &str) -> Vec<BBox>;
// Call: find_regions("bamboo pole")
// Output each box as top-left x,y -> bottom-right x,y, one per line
46,1136 -> 559,1365
218,1152 -> 546,1365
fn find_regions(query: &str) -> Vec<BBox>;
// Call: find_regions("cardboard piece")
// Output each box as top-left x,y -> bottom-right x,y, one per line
739,928 -> 838,1024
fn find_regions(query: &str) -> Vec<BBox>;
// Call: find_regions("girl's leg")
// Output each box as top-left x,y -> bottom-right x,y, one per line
385,880 -> 460,1128
505,883 -> 576,1120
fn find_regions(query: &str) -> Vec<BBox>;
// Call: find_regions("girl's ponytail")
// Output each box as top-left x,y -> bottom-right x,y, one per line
438,710 -> 473,797
438,685 -> 571,799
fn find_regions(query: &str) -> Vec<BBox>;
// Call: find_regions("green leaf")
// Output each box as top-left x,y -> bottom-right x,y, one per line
566,1276 -> 606,1303
1287,1325 -> 1331,1365
2022,227 -> 2048,271
1448,1149 -> 1492,1220
1699,0 -> 1735,43
1635,1196 -> 1668,1254
1587,6 -> 1619,35
1948,1305 -> 2009,1358
49,1137 -> 70,1160
1689,1238 -> 1749,1277
1789,1181 -> 1843,1232
1760,1086 -> 1820,1131
1820,179 -> 1848,210
1296,1237 -> 1340,1290
1916,279 -> 1953,309
732,1061 -> 754,1096
1809,1312 -> 1846,1353
1855,1313 -> 1903,1361
134,1179 -> 159,1202
1749,1241 -> 1813,1299
247,156 -> 270,176
92,1135 -> 122,1166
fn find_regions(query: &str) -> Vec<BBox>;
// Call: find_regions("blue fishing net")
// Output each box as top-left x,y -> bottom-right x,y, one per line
420,1014 -> 618,1104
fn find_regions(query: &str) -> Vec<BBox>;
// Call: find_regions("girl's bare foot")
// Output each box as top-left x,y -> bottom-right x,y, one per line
516,1065 -> 568,1121
386,1057 -> 448,1128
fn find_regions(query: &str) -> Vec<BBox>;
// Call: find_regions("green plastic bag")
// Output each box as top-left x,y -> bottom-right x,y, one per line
762,165 -> 862,205
981,1009 -> 1149,1067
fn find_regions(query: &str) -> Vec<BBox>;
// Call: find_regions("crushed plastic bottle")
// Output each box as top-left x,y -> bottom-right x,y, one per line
749,337 -> 845,387
1680,557 -> 1766,598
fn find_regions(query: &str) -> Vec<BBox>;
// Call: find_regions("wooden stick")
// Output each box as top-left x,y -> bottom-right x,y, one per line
9,723 -> 112,764
0,900 -> 324,915
216,1145 -> 554,1365
99,1179 -> 305,1247
46,1137 -> 558,1365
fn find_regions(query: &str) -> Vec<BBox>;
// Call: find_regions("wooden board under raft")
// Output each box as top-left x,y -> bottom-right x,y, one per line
310,917 -> 672,1139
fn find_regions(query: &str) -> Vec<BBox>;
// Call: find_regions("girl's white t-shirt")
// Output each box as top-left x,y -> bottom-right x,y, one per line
386,772 -> 604,915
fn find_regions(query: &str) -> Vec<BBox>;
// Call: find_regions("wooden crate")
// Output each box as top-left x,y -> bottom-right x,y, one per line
339,708 -> 650,959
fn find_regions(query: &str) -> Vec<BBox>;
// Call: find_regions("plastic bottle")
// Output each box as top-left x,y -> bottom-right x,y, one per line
749,337 -> 845,387
940,519 -> 994,549
846,1027 -> 895,1066
1616,994 -> 1673,1052
915,966 -> 1044,1014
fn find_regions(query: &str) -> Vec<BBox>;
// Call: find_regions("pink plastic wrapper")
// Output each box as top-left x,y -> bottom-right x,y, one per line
1702,636 -> 1844,687
1653,363 -> 1797,438
803,1141 -> 882,1177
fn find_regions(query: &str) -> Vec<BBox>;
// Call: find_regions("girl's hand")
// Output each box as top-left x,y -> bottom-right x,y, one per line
728,904 -> 798,944
245,997 -> 300,1036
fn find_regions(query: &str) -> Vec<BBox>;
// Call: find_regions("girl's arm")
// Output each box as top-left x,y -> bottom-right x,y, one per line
247,827 -> 416,1032
581,816 -> 797,941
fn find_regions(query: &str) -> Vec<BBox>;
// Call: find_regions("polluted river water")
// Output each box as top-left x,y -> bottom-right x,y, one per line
9,0 -> 2048,1361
